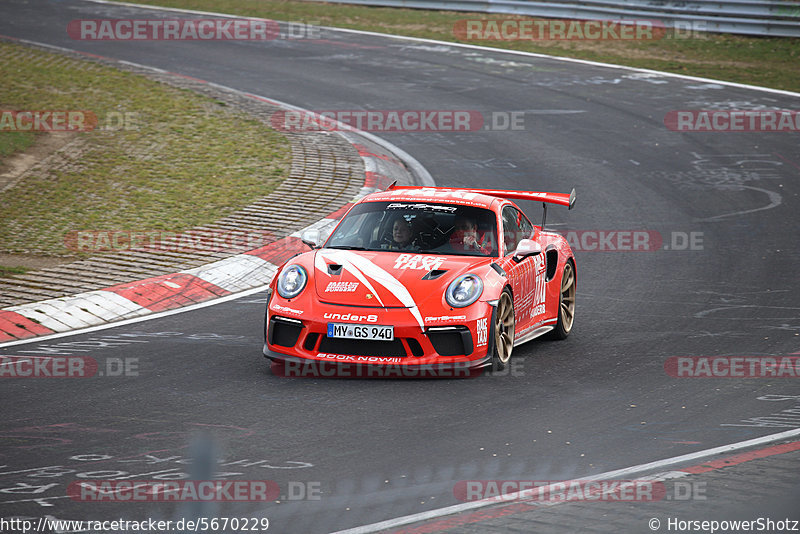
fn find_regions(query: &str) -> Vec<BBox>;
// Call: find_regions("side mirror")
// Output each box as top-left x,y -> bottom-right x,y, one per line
301,229 -> 322,249
514,239 -> 542,261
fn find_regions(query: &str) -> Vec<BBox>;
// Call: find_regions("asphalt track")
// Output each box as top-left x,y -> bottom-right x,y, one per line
1,1 -> 800,532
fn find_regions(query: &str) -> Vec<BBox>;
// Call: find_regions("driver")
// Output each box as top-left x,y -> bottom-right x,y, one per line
381,216 -> 416,250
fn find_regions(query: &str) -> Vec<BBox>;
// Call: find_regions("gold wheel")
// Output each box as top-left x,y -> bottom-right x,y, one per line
560,261 -> 576,333
548,260 -> 576,340
494,290 -> 515,367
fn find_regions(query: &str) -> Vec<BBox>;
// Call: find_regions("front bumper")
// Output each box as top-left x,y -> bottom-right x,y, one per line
263,348 -> 491,378
262,296 -> 496,373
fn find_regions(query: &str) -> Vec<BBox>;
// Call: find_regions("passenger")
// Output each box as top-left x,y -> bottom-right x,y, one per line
450,216 -> 493,254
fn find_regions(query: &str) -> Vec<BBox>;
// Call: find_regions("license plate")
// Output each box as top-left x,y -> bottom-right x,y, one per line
327,323 -> 394,341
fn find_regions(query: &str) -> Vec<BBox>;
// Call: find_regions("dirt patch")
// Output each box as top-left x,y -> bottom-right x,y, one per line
0,131 -> 79,193
0,253 -> 75,271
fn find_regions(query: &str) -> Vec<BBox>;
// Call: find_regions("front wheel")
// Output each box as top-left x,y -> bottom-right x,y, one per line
492,289 -> 515,371
549,260 -> 575,340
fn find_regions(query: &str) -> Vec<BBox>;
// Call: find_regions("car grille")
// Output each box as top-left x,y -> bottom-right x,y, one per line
426,326 -> 473,356
269,317 -> 303,348
317,337 -> 408,357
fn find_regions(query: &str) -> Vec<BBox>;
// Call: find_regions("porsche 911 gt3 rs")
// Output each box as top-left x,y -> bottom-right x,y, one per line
263,184 -> 576,377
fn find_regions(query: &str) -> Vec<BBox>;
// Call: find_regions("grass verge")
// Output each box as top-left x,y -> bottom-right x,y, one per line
0,265 -> 28,278
120,0 -> 799,93
0,40 -> 290,258
0,131 -> 37,160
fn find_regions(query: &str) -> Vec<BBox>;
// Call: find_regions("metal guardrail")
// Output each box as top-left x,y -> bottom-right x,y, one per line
315,0 -> 800,37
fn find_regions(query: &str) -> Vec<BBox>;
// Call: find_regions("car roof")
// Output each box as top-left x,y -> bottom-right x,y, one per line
360,188 -> 504,210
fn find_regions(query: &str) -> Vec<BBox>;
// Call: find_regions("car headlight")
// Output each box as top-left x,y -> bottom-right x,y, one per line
445,274 -> 483,308
276,265 -> 308,299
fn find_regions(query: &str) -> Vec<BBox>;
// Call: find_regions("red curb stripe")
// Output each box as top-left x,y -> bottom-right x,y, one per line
105,273 -> 230,312
0,310 -> 55,340
364,172 -> 379,188
680,440 -> 800,474
353,143 -> 403,166
245,236 -> 306,264
364,171 -> 394,190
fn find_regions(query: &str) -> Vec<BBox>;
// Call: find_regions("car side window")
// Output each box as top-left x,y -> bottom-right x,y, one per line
502,206 -> 532,255
518,209 -> 533,240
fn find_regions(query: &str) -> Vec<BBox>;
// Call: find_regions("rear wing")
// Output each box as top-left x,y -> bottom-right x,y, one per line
387,184 -> 575,230
387,184 -> 576,210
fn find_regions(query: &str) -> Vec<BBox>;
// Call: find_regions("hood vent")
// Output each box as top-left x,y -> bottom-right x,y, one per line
327,264 -> 343,275
422,269 -> 448,280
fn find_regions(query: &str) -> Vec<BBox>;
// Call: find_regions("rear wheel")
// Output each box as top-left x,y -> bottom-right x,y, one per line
492,289 -> 515,371
550,260 -> 575,340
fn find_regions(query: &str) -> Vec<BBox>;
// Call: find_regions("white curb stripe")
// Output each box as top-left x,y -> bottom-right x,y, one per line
363,158 -> 380,174
5,291 -> 150,332
8,301 -> 96,331
76,290 -> 150,319
183,254 -> 278,293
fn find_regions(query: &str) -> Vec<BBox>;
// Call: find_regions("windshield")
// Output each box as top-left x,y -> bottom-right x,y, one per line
325,201 -> 498,257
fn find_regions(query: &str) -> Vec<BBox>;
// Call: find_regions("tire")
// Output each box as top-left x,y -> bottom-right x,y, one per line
549,260 -> 576,340
492,289 -> 515,371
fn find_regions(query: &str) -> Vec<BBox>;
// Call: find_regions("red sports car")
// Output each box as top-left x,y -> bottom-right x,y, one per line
263,185 -> 576,377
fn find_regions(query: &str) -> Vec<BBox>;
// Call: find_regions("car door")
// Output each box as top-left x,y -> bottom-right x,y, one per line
501,205 -> 545,336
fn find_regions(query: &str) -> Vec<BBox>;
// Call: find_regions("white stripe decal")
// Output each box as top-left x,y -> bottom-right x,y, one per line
317,250 -> 386,308
320,250 -> 424,327
314,251 -> 330,278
